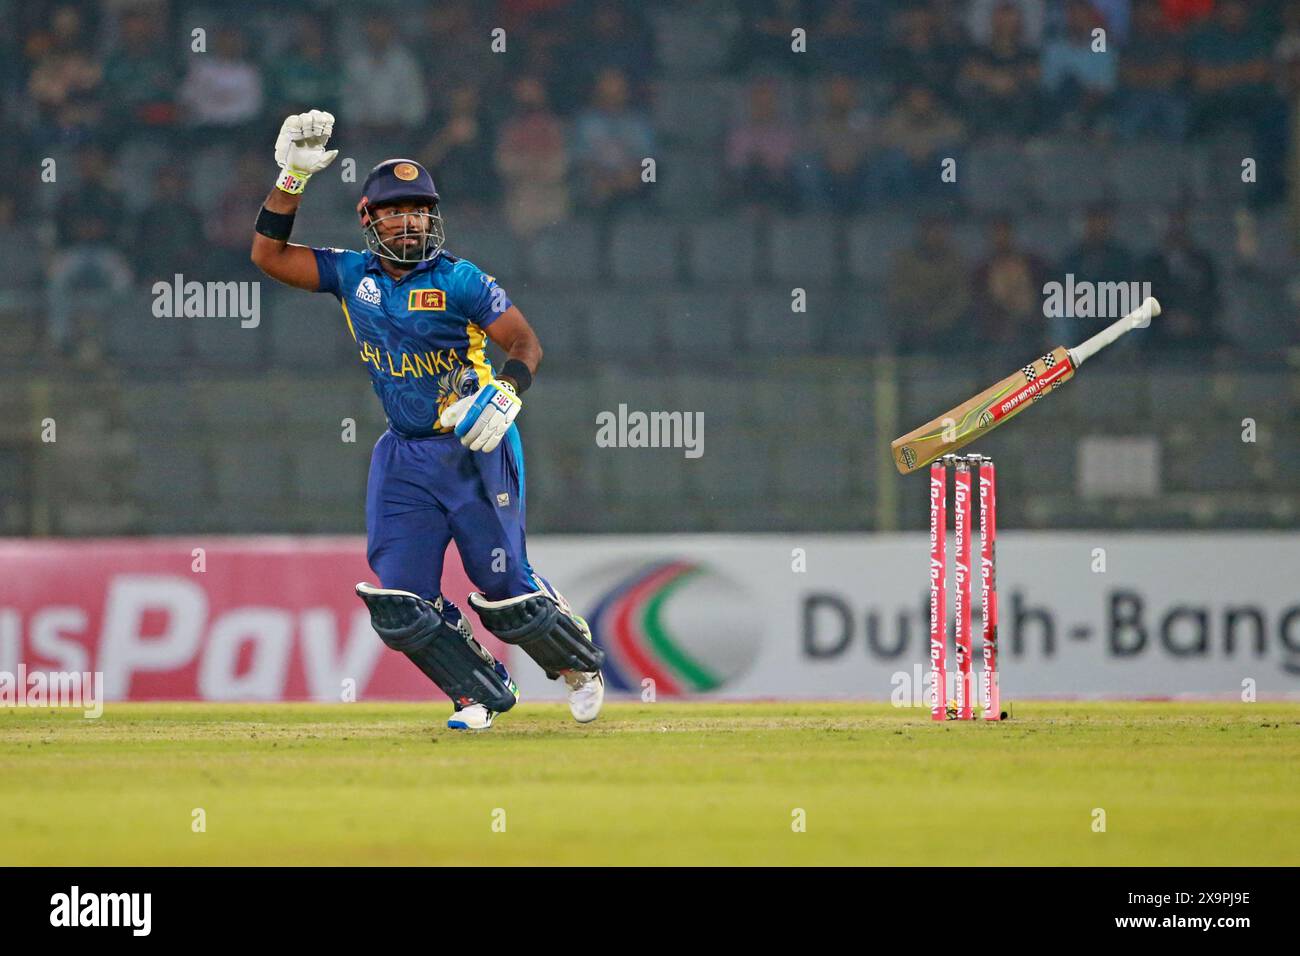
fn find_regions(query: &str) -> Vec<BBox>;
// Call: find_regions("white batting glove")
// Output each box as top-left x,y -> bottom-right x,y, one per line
440,381 -> 522,453
274,109 -> 338,194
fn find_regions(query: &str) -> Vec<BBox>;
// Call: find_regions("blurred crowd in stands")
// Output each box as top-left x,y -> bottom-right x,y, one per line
3,0 -> 1299,365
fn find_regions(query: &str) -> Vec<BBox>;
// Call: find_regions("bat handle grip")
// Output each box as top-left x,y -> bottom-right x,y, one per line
1067,297 -> 1161,368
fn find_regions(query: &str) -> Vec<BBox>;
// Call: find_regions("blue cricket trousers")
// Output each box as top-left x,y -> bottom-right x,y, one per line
365,425 -> 538,602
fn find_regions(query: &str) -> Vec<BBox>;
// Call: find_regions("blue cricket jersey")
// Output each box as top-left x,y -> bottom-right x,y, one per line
312,247 -> 513,438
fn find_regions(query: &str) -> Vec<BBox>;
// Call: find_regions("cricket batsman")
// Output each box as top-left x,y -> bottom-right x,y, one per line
250,109 -> 604,730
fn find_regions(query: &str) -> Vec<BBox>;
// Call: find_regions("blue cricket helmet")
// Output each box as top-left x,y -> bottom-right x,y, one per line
356,159 -> 445,263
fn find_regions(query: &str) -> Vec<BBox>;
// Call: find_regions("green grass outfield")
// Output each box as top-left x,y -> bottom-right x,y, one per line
2,701 -> 1297,866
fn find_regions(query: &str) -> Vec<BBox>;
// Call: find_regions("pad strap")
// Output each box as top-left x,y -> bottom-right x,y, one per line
469,590 -> 604,680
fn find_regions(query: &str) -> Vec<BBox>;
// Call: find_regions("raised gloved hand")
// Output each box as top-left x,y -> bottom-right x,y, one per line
273,109 -> 338,194
440,381 -> 522,453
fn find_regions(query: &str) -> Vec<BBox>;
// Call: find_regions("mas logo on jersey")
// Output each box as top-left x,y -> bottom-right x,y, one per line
570,559 -> 762,695
355,276 -> 382,305
408,289 -> 447,311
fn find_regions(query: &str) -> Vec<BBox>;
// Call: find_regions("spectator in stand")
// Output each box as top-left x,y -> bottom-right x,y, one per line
1187,0 -> 1277,135
130,166 -> 206,280
887,3 -> 965,92
204,148 -> 270,275
47,259 -> 132,365
811,0 -> 876,76
265,16 -> 340,120
27,5 -> 104,145
495,77 -> 569,237
585,0 -> 656,85
1041,0 -> 1119,133
804,74 -> 875,211
957,1 -> 1043,136
875,83 -> 965,202
47,195 -> 133,355
1059,203 -> 1135,284
57,145 -> 127,249
970,216 -> 1050,348
1139,208 -> 1224,353
102,6 -> 177,139
930,0 -> 973,46
967,0 -> 1046,47
342,17 -> 428,149
1187,0 -> 1287,201
506,0 -> 578,92
572,68 -> 656,216
729,0 -> 812,75
417,1 -> 504,103
1117,0 -> 1188,140
889,214 -> 972,354
1052,203 -> 1135,342
1190,0 -> 1274,123
419,83 -> 497,217
555,2 -> 655,106
724,76 -> 802,212
178,26 -> 263,135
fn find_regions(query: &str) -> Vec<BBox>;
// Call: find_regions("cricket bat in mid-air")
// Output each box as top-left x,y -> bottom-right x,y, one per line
891,297 -> 1161,474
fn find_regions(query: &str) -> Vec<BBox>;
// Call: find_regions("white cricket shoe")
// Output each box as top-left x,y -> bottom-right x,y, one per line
562,670 -> 604,723
447,703 -> 496,731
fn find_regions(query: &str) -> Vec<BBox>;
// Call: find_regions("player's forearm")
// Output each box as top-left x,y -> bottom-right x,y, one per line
495,329 -> 542,396
250,187 -> 321,290
251,188 -> 302,261
263,187 -> 301,216
486,308 -> 543,390
500,337 -> 542,386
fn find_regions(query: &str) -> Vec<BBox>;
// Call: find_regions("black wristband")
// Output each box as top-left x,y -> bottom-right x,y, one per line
255,205 -> 296,241
500,358 -> 533,393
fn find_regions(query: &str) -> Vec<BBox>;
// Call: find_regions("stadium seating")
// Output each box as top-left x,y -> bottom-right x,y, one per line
13,3 -> 1300,539
524,221 -> 602,282
609,218 -> 684,283
686,217 -> 760,283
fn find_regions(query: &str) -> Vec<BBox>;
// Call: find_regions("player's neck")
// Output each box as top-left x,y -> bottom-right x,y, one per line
379,259 -> 417,281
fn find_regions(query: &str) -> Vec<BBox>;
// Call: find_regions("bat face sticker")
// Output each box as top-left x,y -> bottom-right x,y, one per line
890,298 -> 1159,474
